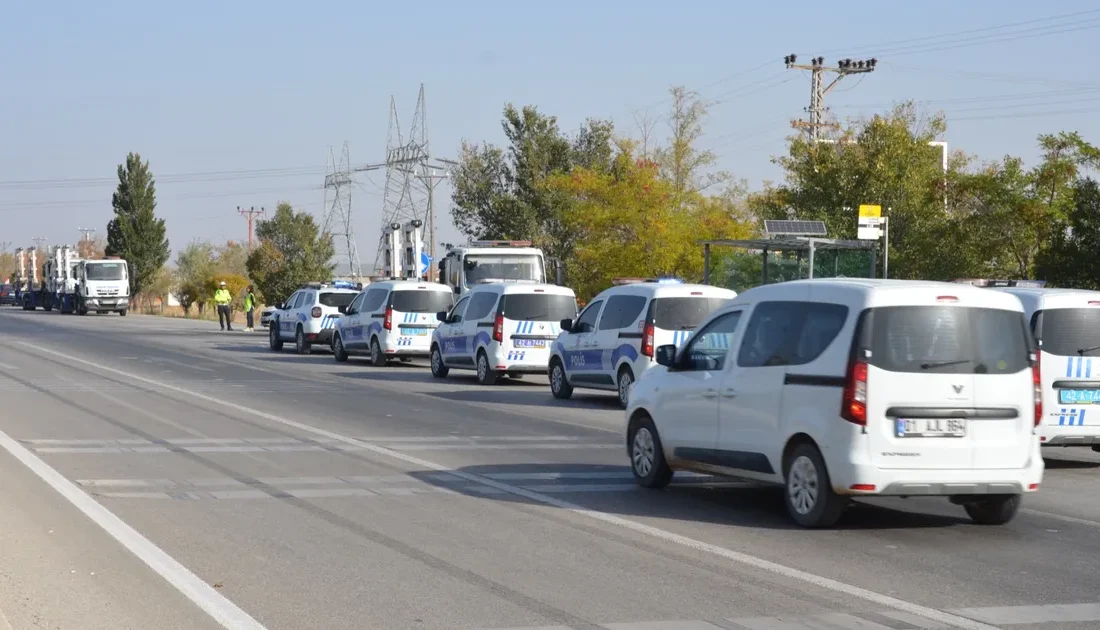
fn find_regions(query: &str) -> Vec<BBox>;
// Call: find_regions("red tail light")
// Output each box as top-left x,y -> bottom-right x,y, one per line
841,360 -> 868,426
642,322 -> 655,357
311,306 -> 322,318
383,306 -> 392,330
492,312 -> 503,342
1032,352 -> 1042,427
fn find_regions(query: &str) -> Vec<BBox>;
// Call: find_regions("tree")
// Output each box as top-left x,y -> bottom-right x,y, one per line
217,241 -> 249,277
1039,178 -> 1100,288
139,266 -> 176,313
76,235 -> 106,259
105,152 -> 170,296
0,252 -> 15,283
654,87 -> 732,201
245,201 -> 334,305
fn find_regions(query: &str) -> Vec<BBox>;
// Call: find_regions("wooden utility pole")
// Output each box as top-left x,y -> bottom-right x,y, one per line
784,54 -> 878,142
237,206 -> 265,249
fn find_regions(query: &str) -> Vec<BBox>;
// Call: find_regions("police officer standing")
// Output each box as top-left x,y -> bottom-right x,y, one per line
244,285 -> 257,332
214,281 -> 233,331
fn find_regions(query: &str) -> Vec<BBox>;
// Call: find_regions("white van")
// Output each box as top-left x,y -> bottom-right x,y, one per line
331,281 -> 454,365
626,279 -> 1044,528
994,287 -> 1100,450
430,283 -> 578,384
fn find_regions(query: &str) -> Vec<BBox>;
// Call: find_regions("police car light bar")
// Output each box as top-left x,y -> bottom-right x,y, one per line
611,277 -> 684,286
470,240 -> 533,248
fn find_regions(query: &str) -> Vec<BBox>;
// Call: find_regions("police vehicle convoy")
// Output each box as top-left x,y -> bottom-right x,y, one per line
549,278 -> 737,408
430,282 -> 578,384
626,279 -> 1044,528
332,280 -> 455,366
269,281 -> 359,354
994,287 -> 1100,451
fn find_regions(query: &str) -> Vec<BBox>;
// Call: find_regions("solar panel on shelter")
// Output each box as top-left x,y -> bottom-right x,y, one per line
763,219 -> 828,237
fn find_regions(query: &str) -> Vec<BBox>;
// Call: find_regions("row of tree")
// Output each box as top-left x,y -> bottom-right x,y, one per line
447,89 -> 1100,300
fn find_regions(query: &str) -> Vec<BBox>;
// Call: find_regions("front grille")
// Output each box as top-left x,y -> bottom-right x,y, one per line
97,287 -> 120,296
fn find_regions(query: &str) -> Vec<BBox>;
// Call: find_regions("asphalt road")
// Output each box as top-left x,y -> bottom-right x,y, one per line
2,308 -> 1100,630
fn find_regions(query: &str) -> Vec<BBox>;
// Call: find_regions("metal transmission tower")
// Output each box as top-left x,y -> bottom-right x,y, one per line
322,142 -> 362,278
783,54 -> 877,142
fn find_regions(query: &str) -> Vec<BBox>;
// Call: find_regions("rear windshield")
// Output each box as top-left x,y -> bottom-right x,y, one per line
652,297 -> 731,331
390,290 -> 454,313
862,306 -> 1030,374
1034,308 -> 1100,357
501,293 -> 577,321
319,292 -> 356,308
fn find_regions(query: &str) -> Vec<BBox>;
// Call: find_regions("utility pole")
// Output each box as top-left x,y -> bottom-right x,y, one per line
32,237 -> 48,251
0,241 -> 10,254
77,227 -> 96,243
237,206 -> 265,250
783,54 -> 878,142
417,162 -> 455,266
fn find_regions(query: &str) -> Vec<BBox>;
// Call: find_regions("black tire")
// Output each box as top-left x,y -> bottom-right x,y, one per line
118,309 -> 127,317
617,366 -> 635,409
783,443 -> 848,528
430,345 -> 449,378
295,326 -> 311,355
964,495 -> 1021,525
269,321 -> 284,351
476,350 -> 499,385
549,359 -> 573,399
628,414 -> 673,489
332,334 -> 349,362
369,338 -> 386,367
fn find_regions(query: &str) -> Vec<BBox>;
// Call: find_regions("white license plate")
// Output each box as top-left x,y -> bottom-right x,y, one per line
405,327 -> 428,336
896,418 -> 967,438
514,339 -> 547,349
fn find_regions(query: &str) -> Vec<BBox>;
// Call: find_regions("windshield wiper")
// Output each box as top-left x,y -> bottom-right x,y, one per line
1078,345 -> 1100,355
920,359 -> 971,370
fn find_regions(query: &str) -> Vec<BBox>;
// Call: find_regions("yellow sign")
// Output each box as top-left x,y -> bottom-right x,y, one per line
858,204 -> 882,218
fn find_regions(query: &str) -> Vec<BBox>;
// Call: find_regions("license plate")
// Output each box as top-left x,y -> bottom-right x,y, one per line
896,418 -> 967,438
514,339 -> 547,349
405,327 -> 428,336
1059,389 -> 1100,404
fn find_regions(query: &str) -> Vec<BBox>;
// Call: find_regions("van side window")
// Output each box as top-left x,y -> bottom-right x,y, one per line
465,292 -> 500,321
737,302 -> 800,368
574,300 -> 604,333
681,311 -> 742,371
448,296 -> 471,322
360,289 -> 389,313
598,295 -> 647,331
789,303 -> 849,366
294,292 -> 310,309
346,294 -> 366,314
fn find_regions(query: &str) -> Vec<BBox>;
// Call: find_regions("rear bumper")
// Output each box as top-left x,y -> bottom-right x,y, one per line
1039,426 -> 1100,446
829,458 -> 1044,497
490,347 -> 551,373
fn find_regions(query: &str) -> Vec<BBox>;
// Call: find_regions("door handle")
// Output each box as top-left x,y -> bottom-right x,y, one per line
722,388 -> 737,398
701,388 -> 718,398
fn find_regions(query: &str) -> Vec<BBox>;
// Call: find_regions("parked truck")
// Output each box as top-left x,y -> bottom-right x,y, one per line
436,240 -> 563,296
22,244 -> 130,315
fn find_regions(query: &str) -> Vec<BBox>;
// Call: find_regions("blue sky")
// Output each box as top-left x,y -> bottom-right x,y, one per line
1,0 -> 1097,272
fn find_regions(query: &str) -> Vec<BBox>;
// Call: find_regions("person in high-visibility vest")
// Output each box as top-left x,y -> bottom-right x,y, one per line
214,281 -> 233,331
244,285 -> 257,332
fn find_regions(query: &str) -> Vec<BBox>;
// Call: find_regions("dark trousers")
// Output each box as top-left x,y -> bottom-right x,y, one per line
246,308 -> 254,329
217,304 -> 232,330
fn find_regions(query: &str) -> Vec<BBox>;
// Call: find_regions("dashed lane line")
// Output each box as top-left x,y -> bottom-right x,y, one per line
18,339 -> 1000,630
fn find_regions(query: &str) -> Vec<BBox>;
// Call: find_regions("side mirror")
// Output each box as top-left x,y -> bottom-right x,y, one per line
560,318 -> 574,333
655,344 -> 678,368
338,305 -> 348,314
436,311 -> 448,323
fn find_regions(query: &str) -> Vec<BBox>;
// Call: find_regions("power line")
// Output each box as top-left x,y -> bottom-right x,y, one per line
784,54 -> 879,142
0,165 -> 328,191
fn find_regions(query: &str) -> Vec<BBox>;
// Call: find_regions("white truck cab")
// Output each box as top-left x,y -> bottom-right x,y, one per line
993,287 -> 1100,450
75,257 -> 130,315
438,241 -> 548,296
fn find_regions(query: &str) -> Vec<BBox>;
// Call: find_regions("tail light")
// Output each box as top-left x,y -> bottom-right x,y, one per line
492,312 -> 504,342
1032,352 -> 1042,427
841,359 -> 868,426
383,306 -> 392,330
641,322 -> 655,357
311,306 -> 322,318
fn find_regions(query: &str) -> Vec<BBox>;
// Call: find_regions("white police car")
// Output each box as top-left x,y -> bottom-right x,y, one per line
268,282 -> 359,354
430,283 -> 577,384
549,278 -> 737,408
332,280 -> 454,366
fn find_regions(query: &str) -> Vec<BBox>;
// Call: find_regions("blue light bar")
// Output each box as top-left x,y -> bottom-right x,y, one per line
655,277 -> 683,284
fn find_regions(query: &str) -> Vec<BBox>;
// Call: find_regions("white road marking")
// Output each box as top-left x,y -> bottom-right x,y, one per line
0,604 -> 12,630
0,425 -> 265,630
19,340 -> 998,630
948,602 -> 1100,625
1022,508 -> 1100,528
0,362 -> 17,370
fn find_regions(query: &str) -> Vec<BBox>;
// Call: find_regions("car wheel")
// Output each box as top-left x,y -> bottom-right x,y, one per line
333,334 -> 349,362
549,359 -> 573,399
295,326 -> 311,355
269,321 -> 283,351
476,351 -> 498,385
430,345 -> 449,378
964,495 -> 1021,525
369,338 -> 386,367
617,366 -> 635,409
783,443 -> 847,528
118,309 -> 127,317
629,414 -> 672,489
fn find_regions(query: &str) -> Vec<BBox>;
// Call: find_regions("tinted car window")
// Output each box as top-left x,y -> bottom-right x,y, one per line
575,300 -> 603,331
319,292 -> 356,308
464,292 -> 500,321
737,302 -> 801,368
390,290 -> 454,313
598,295 -> 647,330
789,303 -> 849,366
863,306 -> 1030,374
360,288 -> 389,313
682,311 -> 742,371
652,297 -> 730,331
503,293 -> 577,322
294,292 -> 310,309
1033,308 -> 1100,357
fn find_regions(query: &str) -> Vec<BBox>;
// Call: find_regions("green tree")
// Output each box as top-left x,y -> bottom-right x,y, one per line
105,152 -> 170,296
1039,178 -> 1100,288
217,241 -> 249,277
245,201 -> 334,306
0,252 -> 15,283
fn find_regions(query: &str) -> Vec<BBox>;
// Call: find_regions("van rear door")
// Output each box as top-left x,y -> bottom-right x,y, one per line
1033,305 -> 1100,436
861,299 -> 1032,470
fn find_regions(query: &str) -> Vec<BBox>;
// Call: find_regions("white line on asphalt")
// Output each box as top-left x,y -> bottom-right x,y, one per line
18,340 -> 998,630
0,424 -> 266,630
0,603 -> 13,630
1022,508 -> 1100,528
0,362 -> 17,370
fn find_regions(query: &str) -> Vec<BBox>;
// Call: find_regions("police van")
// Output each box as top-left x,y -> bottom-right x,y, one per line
994,287 -> 1100,451
332,280 -> 454,366
430,283 -> 578,384
549,279 -> 737,408
269,282 -> 359,354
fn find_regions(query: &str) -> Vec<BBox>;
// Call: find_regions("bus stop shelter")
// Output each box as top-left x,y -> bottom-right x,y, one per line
699,237 -> 878,285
